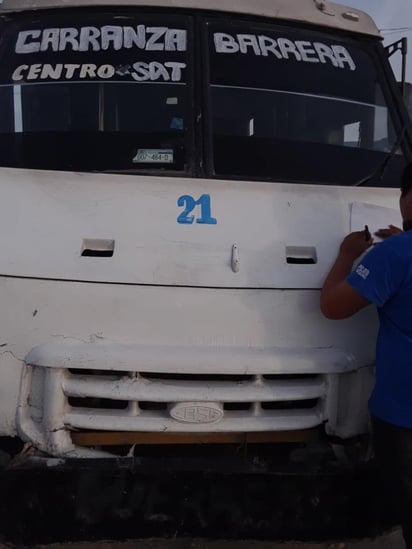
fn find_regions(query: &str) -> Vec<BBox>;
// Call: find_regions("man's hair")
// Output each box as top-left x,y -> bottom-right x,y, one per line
401,162 -> 412,196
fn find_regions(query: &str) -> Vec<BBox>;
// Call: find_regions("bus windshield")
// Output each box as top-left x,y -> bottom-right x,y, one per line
0,12 -> 192,174
0,10 -> 408,186
207,21 -> 408,186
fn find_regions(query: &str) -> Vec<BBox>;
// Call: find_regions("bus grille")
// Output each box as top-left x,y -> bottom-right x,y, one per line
60,370 -> 326,433
18,342 -> 360,457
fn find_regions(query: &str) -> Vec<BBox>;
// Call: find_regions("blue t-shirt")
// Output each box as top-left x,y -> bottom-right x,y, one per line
347,230 -> 412,428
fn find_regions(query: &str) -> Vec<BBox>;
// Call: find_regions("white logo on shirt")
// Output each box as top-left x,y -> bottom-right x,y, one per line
356,264 -> 370,280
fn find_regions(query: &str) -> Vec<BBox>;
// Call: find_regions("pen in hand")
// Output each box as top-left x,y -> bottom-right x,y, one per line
364,225 -> 371,242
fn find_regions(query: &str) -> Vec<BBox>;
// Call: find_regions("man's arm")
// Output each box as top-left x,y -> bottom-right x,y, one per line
320,232 -> 372,320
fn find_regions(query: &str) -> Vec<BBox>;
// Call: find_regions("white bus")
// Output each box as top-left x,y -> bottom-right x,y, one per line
0,0 -> 410,461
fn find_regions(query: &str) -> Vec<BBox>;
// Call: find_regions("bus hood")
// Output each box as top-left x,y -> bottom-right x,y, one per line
0,168 -> 400,289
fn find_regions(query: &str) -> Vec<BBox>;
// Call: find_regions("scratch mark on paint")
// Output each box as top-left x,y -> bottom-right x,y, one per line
0,350 -> 24,363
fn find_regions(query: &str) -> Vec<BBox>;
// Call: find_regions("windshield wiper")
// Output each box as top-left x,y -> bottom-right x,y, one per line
353,126 -> 407,187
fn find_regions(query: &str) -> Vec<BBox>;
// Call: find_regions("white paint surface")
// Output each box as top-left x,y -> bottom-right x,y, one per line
0,169 -> 400,289
0,165 -> 398,454
0,0 -> 403,457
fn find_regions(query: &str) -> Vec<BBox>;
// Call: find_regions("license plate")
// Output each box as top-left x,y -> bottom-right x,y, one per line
133,149 -> 174,164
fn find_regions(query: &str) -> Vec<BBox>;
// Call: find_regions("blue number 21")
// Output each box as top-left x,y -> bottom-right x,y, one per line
177,194 -> 217,225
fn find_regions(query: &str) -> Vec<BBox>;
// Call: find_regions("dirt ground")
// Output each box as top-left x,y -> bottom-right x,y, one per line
0,529 -> 404,549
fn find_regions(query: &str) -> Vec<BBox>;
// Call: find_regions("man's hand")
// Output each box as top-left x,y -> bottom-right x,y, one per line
339,231 -> 373,261
375,225 -> 402,239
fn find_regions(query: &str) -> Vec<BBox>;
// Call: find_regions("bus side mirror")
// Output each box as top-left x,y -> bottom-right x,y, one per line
386,37 -> 408,98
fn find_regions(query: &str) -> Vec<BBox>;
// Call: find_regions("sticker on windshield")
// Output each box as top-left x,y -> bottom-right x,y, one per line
214,33 -> 356,71
8,25 -> 188,83
133,149 -> 174,164
15,26 -> 187,54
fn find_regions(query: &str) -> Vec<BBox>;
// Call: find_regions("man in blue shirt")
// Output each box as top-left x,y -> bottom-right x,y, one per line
321,163 -> 412,548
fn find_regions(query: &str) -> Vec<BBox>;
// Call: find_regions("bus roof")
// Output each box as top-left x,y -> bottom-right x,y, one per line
0,0 -> 380,38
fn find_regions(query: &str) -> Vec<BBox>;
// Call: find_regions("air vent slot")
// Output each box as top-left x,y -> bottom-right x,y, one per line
81,239 -> 115,258
286,246 -> 317,265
